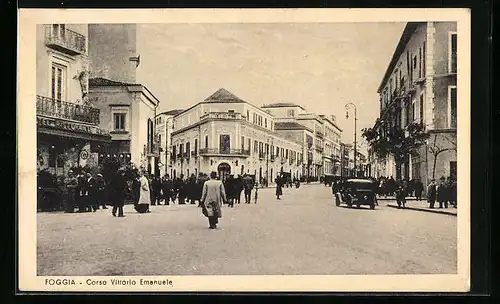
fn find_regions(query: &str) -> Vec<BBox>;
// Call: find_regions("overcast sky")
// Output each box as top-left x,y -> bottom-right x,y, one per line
135,22 -> 406,154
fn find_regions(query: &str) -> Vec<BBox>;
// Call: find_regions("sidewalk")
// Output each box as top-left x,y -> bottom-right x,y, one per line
385,200 -> 457,216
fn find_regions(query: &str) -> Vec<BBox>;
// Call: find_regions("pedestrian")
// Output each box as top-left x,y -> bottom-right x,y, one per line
134,169 -> 151,213
449,178 -> 457,208
414,179 -> 424,201
132,169 -> 141,207
427,179 -> 437,208
95,173 -> 107,209
275,175 -> 283,200
437,176 -> 448,208
200,171 -> 226,229
254,181 -> 259,204
111,169 -> 127,217
64,170 -> 78,213
242,174 -> 253,204
176,174 -> 186,205
395,180 -> 406,209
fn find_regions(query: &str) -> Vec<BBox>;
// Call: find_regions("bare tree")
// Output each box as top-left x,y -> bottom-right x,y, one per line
428,133 -> 457,180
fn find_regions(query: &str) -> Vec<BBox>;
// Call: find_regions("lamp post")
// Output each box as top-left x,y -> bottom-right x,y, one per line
345,103 -> 357,177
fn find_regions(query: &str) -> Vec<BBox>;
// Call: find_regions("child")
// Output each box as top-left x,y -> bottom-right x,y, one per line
254,182 -> 259,204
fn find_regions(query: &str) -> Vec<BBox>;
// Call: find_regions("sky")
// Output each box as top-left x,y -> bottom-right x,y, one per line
135,22 -> 406,154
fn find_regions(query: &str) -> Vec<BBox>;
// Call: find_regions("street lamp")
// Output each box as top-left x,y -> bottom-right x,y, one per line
345,102 -> 357,177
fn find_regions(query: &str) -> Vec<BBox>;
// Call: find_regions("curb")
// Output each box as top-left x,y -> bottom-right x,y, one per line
386,204 -> 457,216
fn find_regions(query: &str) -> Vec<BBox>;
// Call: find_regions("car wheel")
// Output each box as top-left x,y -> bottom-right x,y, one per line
335,201 -> 340,206
356,204 -> 361,208
370,204 -> 375,210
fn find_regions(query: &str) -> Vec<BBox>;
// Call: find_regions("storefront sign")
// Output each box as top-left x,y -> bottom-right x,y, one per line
37,116 -> 110,136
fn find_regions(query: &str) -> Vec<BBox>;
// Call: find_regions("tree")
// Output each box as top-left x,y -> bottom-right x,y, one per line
428,133 -> 457,180
362,120 -> 430,178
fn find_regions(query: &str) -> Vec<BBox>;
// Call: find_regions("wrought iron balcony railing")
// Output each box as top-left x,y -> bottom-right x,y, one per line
45,26 -> 86,55
36,95 -> 100,124
199,148 -> 251,156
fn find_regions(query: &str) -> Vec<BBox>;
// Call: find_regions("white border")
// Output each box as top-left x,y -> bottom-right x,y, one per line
18,8 -> 471,292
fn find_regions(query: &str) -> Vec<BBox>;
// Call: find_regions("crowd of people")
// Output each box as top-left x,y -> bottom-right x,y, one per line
56,165 -> 298,226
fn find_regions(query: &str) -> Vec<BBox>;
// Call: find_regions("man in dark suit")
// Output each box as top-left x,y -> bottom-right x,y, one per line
111,169 -> 127,217
427,179 -> 437,208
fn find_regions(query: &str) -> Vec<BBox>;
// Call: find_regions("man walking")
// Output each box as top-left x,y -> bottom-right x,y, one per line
437,177 -> 448,208
200,171 -> 226,229
427,179 -> 437,209
414,179 -> 424,201
242,174 -> 254,204
111,169 -> 127,217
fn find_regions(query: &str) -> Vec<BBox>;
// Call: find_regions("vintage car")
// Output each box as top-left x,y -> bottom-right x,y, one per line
335,178 -> 378,209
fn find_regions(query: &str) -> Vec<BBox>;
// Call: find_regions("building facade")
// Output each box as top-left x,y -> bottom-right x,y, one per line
170,89 -> 304,183
262,103 -> 343,180
373,22 -> 457,186
87,24 -> 163,176
36,24 -> 111,177
155,109 -> 183,177
88,78 -> 160,175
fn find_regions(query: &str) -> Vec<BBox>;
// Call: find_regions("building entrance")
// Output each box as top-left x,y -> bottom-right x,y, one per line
217,162 -> 231,181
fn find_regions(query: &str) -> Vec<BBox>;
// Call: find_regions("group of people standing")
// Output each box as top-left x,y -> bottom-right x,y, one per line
426,176 -> 457,209
64,169 -> 108,213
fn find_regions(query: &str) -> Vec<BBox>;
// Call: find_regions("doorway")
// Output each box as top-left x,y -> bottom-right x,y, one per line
217,162 -> 231,181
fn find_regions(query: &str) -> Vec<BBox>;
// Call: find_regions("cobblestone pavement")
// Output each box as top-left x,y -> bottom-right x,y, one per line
37,184 -> 457,276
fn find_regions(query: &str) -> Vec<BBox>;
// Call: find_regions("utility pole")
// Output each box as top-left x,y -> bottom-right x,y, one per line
345,103 -> 357,177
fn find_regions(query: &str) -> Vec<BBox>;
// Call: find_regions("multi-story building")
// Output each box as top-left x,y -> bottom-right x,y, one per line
155,109 -> 184,177
261,103 -> 342,180
373,22 -> 457,186
87,24 -> 162,175
36,24 -> 111,177
88,78 -> 160,174
170,89 -> 304,183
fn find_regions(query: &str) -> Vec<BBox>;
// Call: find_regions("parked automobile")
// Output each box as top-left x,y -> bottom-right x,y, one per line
336,178 -> 378,209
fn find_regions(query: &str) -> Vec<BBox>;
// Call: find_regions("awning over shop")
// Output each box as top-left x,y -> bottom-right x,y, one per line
37,116 -> 111,143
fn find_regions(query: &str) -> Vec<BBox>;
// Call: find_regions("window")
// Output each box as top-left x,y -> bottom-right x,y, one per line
448,86 -> 457,128
248,139 -> 251,151
423,41 -> 426,76
186,142 -> 190,156
449,32 -> 457,73
172,146 -> 176,160
51,64 -> 66,100
285,149 -> 289,159
228,110 -> 235,113
113,113 -> 126,131
52,24 -> 66,39
247,110 -> 249,121
254,140 -> 258,153
241,136 -> 245,150
194,139 -> 198,154
394,69 -> 398,89
287,109 -> 295,117
265,118 -> 267,128
205,136 -> 208,148
450,161 -> 457,179
276,146 -> 279,156
419,47 -> 422,78
413,55 -> 417,69
419,94 -> 424,123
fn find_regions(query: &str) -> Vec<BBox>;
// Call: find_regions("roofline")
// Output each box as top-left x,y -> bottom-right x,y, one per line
126,85 -> 160,107
377,22 -> 422,93
156,110 -> 184,117
274,123 -> 314,133
89,81 -> 160,107
261,104 -> 306,111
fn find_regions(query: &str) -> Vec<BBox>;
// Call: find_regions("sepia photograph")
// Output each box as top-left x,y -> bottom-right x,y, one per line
18,9 -> 470,292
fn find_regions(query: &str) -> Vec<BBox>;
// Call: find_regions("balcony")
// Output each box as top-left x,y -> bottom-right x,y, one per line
259,152 -> 266,160
270,155 -> 275,162
37,95 -> 100,124
45,26 -> 86,55
199,148 -> 251,157
316,131 -> 324,138
200,112 -> 243,121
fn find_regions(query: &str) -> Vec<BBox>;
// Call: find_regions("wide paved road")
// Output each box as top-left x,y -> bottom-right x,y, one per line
37,184 -> 457,276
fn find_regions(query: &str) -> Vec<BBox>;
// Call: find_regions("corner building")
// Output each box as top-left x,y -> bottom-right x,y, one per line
372,22 -> 457,186
170,89 -> 304,183
36,24 -> 111,177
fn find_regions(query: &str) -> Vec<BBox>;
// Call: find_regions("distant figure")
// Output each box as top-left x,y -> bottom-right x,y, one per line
437,177 -> 448,208
414,179 -> 424,201
135,170 -> 151,213
200,171 -> 226,229
427,179 -> 437,209
111,169 -> 127,217
275,175 -> 283,200
254,182 -> 259,204
242,174 -> 254,204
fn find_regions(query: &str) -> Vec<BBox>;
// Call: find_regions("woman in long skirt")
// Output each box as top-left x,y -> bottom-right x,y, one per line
275,175 -> 283,200
135,170 -> 151,213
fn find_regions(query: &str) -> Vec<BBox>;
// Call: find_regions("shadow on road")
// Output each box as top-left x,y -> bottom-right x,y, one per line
335,205 -> 378,211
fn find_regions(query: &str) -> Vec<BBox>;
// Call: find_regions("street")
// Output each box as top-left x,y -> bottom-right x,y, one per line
37,184 -> 457,276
